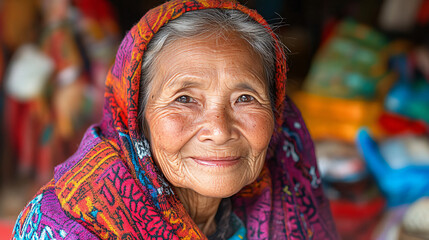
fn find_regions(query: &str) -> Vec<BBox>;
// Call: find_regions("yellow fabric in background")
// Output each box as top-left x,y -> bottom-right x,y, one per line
293,91 -> 383,142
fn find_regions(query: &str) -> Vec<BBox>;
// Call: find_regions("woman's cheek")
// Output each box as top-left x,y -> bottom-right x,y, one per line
238,109 -> 274,152
147,109 -> 195,187
150,110 -> 196,153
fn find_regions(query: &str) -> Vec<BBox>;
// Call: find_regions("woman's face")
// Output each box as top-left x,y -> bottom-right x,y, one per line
145,32 -> 274,198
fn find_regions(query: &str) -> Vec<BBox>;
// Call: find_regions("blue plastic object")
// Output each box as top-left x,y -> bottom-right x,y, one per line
356,129 -> 429,207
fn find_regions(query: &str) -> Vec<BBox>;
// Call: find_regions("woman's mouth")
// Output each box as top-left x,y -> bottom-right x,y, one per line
191,156 -> 241,167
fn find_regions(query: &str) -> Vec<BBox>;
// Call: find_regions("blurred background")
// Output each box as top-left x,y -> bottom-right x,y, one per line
0,0 -> 428,239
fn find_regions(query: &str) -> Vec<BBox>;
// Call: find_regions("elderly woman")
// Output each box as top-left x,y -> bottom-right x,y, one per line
13,0 -> 338,239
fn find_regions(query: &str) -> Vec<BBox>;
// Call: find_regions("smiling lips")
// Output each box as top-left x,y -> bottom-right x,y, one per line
191,156 -> 241,167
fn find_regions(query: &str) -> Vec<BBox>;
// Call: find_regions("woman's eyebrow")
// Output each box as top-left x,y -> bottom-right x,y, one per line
235,82 -> 263,92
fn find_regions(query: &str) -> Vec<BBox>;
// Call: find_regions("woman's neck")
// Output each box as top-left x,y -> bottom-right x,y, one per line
174,187 -> 221,236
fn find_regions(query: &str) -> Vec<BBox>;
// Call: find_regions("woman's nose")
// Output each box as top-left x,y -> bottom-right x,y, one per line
197,107 -> 238,145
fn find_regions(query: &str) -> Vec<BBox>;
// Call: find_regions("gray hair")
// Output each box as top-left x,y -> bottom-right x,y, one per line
138,8 -> 277,132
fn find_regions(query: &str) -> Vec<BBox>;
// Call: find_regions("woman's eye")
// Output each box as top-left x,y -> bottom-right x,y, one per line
236,94 -> 255,103
176,95 -> 195,103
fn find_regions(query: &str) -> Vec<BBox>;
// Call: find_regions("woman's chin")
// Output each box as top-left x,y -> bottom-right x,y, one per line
185,175 -> 249,199
173,158 -> 261,198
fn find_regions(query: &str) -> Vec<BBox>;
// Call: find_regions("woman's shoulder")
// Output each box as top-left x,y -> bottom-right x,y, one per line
12,182 -> 97,240
12,180 -> 97,239
12,125 -> 127,240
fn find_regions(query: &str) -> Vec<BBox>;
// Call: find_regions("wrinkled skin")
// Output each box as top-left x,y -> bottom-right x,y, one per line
145,32 -> 274,235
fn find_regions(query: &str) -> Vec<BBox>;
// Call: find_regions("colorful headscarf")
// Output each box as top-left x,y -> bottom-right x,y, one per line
13,0 -> 338,239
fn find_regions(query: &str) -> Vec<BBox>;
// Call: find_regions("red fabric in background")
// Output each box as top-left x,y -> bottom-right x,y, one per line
417,0 -> 429,24
330,197 -> 385,240
0,220 -> 14,240
5,97 -> 30,159
73,0 -> 117,22
379,112 -> 428,135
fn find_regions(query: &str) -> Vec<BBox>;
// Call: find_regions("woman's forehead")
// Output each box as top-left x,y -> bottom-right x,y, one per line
152,34 -> 266,87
